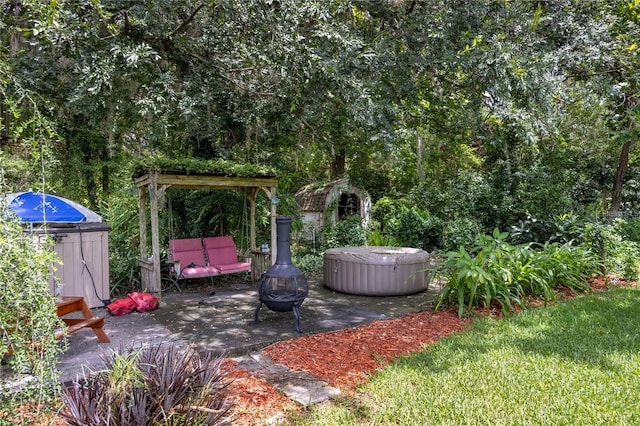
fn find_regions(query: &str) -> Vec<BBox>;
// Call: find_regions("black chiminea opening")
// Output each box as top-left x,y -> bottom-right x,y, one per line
254,216 -> 308,333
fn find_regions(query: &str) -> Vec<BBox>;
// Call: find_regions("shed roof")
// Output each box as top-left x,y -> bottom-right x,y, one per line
295,178 -> 366,212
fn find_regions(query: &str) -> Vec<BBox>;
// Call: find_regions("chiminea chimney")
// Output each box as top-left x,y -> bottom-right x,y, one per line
254,216 -> 309,333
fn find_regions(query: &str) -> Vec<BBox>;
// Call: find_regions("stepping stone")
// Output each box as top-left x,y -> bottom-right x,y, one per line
234,352 -> 341,406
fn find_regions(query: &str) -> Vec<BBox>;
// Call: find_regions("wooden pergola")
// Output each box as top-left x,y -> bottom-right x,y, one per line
135,169 -> 278,296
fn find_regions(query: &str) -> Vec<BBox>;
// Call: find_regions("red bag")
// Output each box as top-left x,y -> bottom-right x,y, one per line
107,297 -> 137,316
128,292 -> 159,312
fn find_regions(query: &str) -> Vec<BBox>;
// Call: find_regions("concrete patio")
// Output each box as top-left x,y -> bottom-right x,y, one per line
57,276 -> 440,404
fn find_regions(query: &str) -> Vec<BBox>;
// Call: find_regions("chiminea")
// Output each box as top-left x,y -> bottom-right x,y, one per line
254,216 -> 308,333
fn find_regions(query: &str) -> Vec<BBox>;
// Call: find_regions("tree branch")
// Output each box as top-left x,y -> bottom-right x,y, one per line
406,0 -> 418,16
170,3 -> 206,37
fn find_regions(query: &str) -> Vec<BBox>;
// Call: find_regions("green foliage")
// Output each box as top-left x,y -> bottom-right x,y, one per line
384,206 -> 422,247
416,171 -> 491,230
103,186 -> 145,295
435,229 -> 602,317
60,344 -> 233,425
371,198 -> 443,250
581,219 -> 640,281
618,241 -> 640,282
531,242 -> 600,293
512,214 -> 640,274
508,213 -> 586,245
369,197 -> 406,234
0,208 -> 64,399
614,217 -> 640,243
132,157 -> 277,179
581,220 -> 634,277
348,165 -> 390,204
366,225 -> 400,247
435,229 -> 517,317
170,190 -> 243,241
293,253 -> 324,277
325,216 -> 366,248
440,217 -> 482,252
399,209 -> 442,251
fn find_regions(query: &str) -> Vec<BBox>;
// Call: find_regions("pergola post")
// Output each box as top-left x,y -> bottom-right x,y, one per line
148,176 -> 163,296
241,187 -> 259,251
138,184 -> 157,294
138,186 -> 148,259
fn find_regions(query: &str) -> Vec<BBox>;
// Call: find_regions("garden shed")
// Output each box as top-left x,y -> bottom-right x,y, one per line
134,162 -> 278,297
295,178 -> 371,240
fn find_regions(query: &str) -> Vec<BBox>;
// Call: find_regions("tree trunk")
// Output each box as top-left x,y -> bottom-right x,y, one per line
608,139 -> 633,221
417,132 -> 424,184
330,148 -> 346,180
101,146 -> 110,195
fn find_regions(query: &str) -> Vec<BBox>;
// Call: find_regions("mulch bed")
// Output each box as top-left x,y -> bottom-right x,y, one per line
263,308 -> 468,389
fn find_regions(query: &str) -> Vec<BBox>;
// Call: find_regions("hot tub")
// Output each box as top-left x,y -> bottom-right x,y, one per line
323,246 -> 430,296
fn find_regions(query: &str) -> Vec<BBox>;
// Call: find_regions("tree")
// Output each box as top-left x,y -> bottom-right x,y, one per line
0,1 -> 61,193
3,0 -> 640,237
542,0 -> 640,219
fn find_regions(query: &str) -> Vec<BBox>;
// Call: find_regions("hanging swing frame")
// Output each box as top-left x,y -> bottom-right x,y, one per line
135,169 -> 278,298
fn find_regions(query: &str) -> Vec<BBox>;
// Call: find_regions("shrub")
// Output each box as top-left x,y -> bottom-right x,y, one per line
531,242 -> 601,293
392,208 -> 427,249
294,253 -> 324,276
581,220 -> 636,277
369,196 -> 408,234
366,224 -> 400,247
615,217 -> 640,243
508,213 -> 586,245
382,206 -> 443,251
618,241 -> 640,282
435,229 -> 518,317
0,208 -> 65,400
440,217 -> 482,252
415,170 -> 493,228
60,344 -> 233,425
325,215 -> 365,248
613,218 -> 640,280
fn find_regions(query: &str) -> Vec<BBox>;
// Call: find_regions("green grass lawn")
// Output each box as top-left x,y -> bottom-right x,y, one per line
291,286 -> 640,425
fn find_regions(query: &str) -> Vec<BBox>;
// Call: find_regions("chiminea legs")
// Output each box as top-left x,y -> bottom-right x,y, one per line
253,302 -> 263,325
292,304 -> 302,333
254,301 -> 303,333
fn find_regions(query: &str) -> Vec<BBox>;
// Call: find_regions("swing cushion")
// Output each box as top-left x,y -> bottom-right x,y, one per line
203,236 -> 251,274
169,238 -> 220,279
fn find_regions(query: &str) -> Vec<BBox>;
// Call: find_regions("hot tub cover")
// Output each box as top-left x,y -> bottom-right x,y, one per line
5,191 -> 102,223
324,246 -> 428,264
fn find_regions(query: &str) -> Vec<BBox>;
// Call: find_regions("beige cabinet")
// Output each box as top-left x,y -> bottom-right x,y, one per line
39,224 -> 111,308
